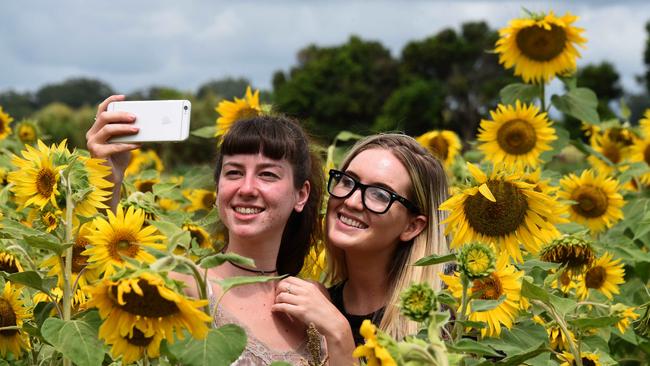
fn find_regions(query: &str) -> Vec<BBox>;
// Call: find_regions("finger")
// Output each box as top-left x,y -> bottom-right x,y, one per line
270,302 -> 301,316
88,111 -> 136,139
89,142 -> 140,160
88,95 -> 127,136
275,291 -> 298,304
91,123 -> 140,145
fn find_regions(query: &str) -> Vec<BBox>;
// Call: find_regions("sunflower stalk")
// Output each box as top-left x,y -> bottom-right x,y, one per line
540,82 -> 546,112
61,171 -> 75,366
531,299 -> 582,366
172,254 -> 209,315
452,274 -> 471,342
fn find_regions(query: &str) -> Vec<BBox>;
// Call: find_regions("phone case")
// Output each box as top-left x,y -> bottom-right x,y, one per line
108,100 -> 191,143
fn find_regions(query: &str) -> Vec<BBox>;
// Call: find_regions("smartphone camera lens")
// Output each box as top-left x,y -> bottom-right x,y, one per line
184,106 -> 188,111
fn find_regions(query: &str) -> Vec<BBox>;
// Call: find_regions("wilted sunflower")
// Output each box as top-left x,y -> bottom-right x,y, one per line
440,163 -> 564,262
587,132 -> 633,176
547,324 -> 576,352
415,130 -> 462,168
576,252 -> 625,300
215,86 -> 262,137
0,282 -> 31,359
558,169 -> 624,233
83,205 -> 166,277
495,11 -> 586,84
0,106 -> 13,140
558,351 -> 601,366
478,102 -> 557,169
125,149 -> 164,177
352,319 -> 397,366
104,324 -> 164,364
611,304 -> 639,334
629,135 -> 650,185
41,223 -> 100,288
441,253 -> 524,337
86,271 -> 211,345
540,234 -> 595,275
184,189 -> 217,212
0,252 -> 23,273
8,140 -> 67,210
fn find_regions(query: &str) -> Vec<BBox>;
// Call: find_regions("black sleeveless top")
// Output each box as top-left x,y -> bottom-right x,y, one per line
328,282 -> 385,346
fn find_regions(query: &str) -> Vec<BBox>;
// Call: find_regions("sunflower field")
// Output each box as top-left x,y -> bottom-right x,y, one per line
0,8 -> 649,366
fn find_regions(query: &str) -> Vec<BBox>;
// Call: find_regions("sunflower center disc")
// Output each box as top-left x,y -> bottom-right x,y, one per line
497,119 -> 538,155
602,144 -> 621,164
0,257 -> 20,273
585,266 -> 606,289
571,186 -> 608,218
126,327 -> 154,347
36,168 -> 56,198
111,280 -> 179,317
138,181 -> 155,193
428,135 -> 450,161
515,24 -> 567,62
464,180 -> 528,237
0,298 -> 18,336
202,192 -> 216,209
467,251 -> 490,275
70,245 -> 88,273
110,233 -> 141,261
189,229 -> 206,247
559,270 -> 572,287
472,274 -> 503,300
644,144 -> 650,165
582,358 -> 597,366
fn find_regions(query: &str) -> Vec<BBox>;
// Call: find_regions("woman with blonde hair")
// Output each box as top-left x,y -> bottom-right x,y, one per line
272,133 -> 449,359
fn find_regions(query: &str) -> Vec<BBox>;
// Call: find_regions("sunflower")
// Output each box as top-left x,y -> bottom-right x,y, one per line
352,319 -> 397,366
41,223 -> 100,289
547,324 -> 576,352
440,163 -> 564,262
8,140 -> 67,210
495,11 -> 586,84
14,120 -> 38,144
415,130 -> 462,168
83,205 -> 166,277
74,156 -> 114,217
184,189 -> 216,212
540,234 -> 595,275
558,170 -> 624,233
629,135 -> 650,185
298,240 -> 327,282
104,324 -> 164,364
85,271 -> 211,346
558,351 -> 601,366
0,107 -> 13,140
134,177 -> 159,194
440,253 -> 524,337
158,197 -> 181,211
215,86 -> 262,137
182,223 -> 213,250
33,287 -> 88,310
576,252 -> 625,300
611,304 -> 640,334
550,269 -> 578,294
478,101 -> 556,169
124,149 -> 164,177
587,132 -> 633,176
458,242 -> 496,279
0,282 -> 31,359
0,252 -> 23,273
640,109 -> 650,137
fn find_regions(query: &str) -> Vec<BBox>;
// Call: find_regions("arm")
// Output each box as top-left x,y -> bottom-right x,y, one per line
85,95 -> 141,211
271,277 -> 356,365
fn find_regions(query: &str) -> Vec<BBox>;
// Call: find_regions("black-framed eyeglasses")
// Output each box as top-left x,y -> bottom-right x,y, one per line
327,169 -> 420,214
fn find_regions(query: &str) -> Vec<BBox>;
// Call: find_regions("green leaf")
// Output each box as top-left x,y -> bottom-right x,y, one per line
490,342 -> 548,366
24,235 -> 71,255
167,325 -> 247,366
569,315 -> 619,329
0,218 -> 59,242
153,182 -> 181,198
192,126 -> 217,139
455,320 -> 486,329
447,339 -> 501,357
617,162 -> 650,185
150,256 -> 180,272
547,294 -> 576,317
539,124 -> 570,163
518,259 -> 559,272
1,271 -> 57,294
551,87 -> 600,124
499,83 -> 541,105
413,253 -> 456,266
480,321 -> 548,355
520,279 -> 549,302
470,295 -> 506,312
199,253 -> 255,269
41,318 -> 105,366
333,130 -> 364,143
195,208 -> 221,227
215,274 -> 286,293
436,292 -> 457,307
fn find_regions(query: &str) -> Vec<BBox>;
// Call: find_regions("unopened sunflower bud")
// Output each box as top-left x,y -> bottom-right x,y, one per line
540,234 -> 595,274
458,242 -> 495,280
400,283 -> 436,323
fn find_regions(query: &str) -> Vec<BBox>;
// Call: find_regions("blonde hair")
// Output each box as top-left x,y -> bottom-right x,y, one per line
325,133 -> 449,339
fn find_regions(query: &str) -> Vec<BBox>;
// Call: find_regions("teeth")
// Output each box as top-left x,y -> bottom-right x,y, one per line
339,215 -> 367,229
235,207 -> 262,214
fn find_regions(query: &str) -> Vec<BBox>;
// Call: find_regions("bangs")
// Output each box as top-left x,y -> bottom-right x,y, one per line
220,117 -> 299,162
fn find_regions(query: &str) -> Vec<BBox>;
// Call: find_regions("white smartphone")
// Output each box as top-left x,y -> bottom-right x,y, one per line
107,100 -> 191,143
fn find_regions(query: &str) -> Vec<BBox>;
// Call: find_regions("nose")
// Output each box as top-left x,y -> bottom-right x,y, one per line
237,174 -> 258,197
342,186 -> 364,211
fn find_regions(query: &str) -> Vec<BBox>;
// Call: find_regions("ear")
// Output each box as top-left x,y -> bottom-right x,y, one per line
399,214 -> 427,242
293,180 -> 311,213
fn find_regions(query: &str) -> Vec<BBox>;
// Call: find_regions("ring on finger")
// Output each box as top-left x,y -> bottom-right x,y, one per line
286,285 -> 293,295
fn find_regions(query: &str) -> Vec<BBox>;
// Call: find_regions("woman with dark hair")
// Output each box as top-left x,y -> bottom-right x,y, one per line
272,134 -> 449,360
87,95 -> 325,365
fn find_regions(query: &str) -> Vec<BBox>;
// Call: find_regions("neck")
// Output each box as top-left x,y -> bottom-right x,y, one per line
342,248 -> 394,315
220,234 -> 281,276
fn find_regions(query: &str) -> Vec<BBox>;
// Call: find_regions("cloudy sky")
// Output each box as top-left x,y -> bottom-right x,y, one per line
2,1 -> 649,95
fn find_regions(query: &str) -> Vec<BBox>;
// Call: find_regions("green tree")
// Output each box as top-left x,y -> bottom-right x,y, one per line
35,77 -> 115,108
577,62 -> 622,119
197,77 -> 251,100
273,36 -> 399,143
0,90 -> 36,120
128,86 -> 189,100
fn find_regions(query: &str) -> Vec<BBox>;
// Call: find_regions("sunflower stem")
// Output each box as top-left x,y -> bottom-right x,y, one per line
532,299 -> 582,366
540,82 -> 546,112
143,354 -> 150,366
172,255 -> 210,319
62,172 -> 75,366
453,275 -> 470,342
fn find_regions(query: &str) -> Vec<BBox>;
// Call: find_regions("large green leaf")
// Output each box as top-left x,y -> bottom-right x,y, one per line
447,339 -> 501,357
570,316 -> 619,329
521,279 -> 549,303
23,235 -> 71,255
41,318 -> 105,366
413,253 -> 456,266
215,274 -> 286,293
471,295 -> 506,312
1,271 -> 57,294
192,126 -> 217,138
479,322 -> 548,356
199,252 -> 255,269
551,87 -> 600,124
167,325 -> 247,366
499,83 -> 541,105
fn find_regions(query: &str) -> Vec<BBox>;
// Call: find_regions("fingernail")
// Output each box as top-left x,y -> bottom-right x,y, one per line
132,127 -> 139,132
128,113 -> 137,120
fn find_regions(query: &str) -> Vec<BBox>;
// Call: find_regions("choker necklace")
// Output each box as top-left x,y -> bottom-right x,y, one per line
227,260 -> 277,275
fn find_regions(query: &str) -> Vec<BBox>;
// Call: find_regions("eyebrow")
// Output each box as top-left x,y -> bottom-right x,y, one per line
344,170 -> 399,193
222,161 -> 286,170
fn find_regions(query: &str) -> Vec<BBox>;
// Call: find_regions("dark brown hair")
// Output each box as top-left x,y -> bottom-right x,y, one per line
214,115 -> 323,275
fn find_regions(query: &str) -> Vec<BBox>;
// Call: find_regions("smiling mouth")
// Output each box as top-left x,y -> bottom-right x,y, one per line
234,207 -> 264,215
338,214 -> 368,229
